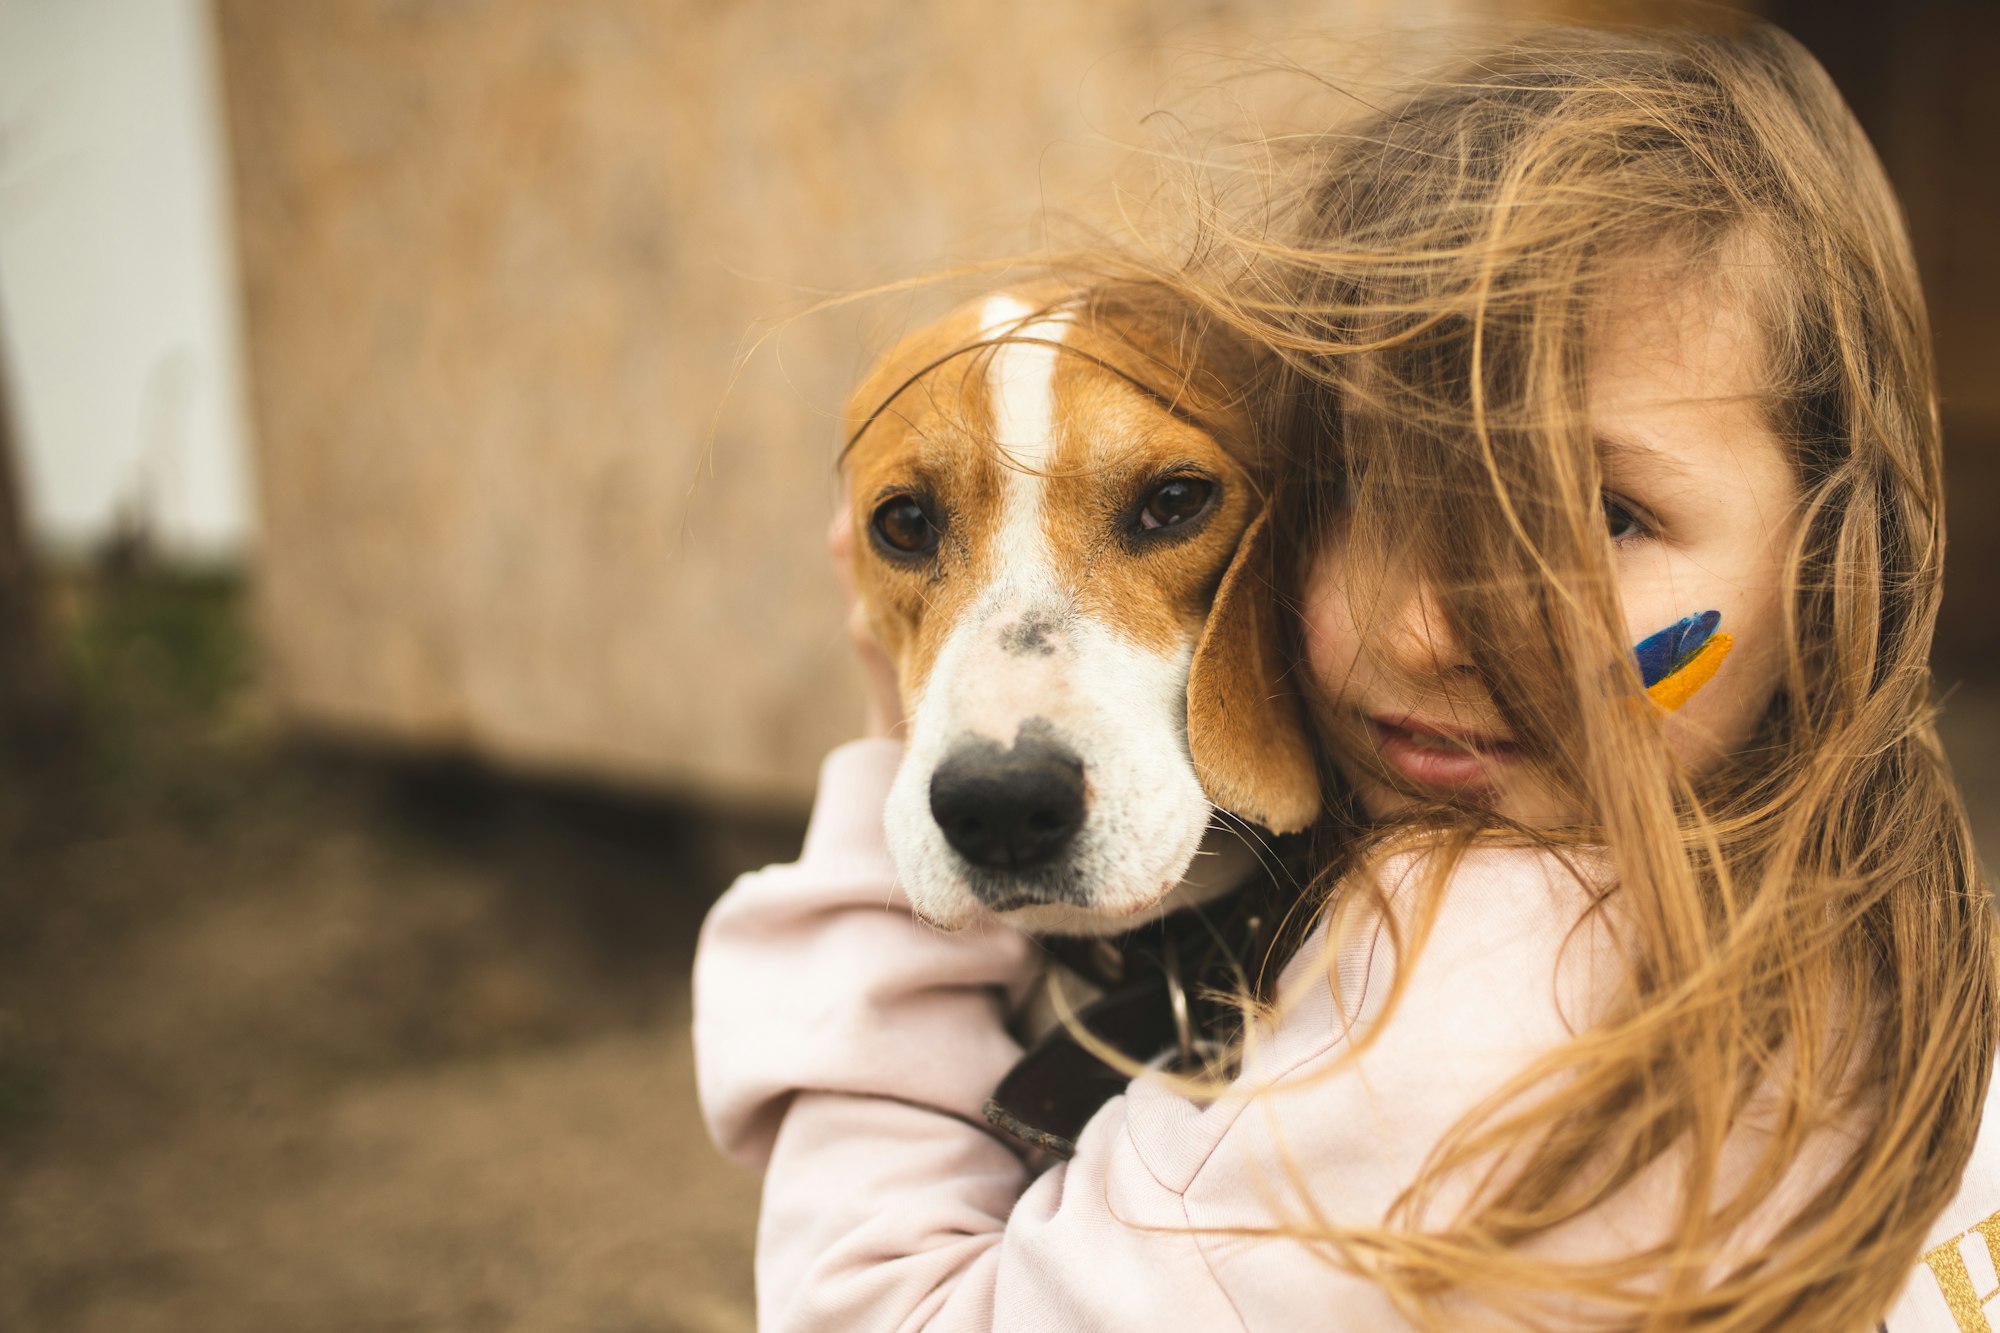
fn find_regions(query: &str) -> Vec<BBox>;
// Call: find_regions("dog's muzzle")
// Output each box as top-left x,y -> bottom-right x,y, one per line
928,723 -> 1085,895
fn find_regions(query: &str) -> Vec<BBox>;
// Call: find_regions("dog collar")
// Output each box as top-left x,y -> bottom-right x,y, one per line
981,865 -> 1298,1160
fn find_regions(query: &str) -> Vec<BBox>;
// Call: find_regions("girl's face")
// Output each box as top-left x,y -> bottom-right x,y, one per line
1300,278 -> 1801,825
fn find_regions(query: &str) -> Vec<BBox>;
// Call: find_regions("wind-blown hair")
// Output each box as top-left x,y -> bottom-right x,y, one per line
1053,16 -> 1994,1330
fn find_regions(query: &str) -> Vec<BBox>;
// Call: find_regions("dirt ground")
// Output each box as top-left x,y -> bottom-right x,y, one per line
0,574 -> 797,1332
2,574 -> 1998,1333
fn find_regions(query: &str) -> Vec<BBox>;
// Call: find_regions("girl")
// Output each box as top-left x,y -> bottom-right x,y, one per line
695,19 -> 2000,1331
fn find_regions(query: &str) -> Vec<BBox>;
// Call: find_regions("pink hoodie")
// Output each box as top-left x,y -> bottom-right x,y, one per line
694,740 -> 2000,1331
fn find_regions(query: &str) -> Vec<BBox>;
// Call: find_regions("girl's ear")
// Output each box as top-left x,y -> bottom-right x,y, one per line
1187,509 -> 1321,833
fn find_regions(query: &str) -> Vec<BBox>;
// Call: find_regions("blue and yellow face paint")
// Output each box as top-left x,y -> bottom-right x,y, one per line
1634,610 -> 1734,712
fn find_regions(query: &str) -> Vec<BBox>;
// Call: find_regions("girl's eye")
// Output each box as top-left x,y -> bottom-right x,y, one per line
1137,476 -> 1218,533
871,495 -> 942,558
1603,493 -> 1649,544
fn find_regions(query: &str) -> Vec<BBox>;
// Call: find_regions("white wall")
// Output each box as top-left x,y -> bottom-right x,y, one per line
0,0 -> 252,560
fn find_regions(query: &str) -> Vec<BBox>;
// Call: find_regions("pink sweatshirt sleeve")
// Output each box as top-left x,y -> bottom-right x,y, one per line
695,740 -> 1037,1170
693,740 -> 1249,1329
693,742 -> 1869,1331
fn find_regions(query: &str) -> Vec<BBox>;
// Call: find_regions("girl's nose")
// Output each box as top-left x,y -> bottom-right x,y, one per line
1377,576 -> 1476,681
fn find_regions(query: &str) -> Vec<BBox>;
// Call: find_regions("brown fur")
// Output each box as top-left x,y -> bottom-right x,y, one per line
841,287 -> 1319,834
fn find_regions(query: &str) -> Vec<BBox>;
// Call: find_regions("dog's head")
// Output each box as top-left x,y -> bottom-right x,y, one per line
843,287 -> 1319,933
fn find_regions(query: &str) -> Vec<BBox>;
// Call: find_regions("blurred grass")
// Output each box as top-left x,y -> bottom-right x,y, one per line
0,567 -> 259,849
51,568 -> 255,812
63,570 -> 249,721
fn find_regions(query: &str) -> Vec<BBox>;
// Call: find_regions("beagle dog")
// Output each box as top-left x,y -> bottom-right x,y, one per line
842,286 -> 1319,935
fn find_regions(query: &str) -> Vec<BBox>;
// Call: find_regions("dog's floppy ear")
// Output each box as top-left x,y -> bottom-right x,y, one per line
1186,509 -> 1320,834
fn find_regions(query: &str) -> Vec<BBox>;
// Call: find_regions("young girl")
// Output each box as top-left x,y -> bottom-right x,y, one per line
695,19 -> 2000,1331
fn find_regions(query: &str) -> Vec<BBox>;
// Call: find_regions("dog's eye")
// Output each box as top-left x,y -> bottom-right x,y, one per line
1137,476 -> 1217,532
871,495 -> 942,558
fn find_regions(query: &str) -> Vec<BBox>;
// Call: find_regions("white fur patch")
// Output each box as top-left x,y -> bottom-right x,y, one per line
979,295 -> 1059,459
981,294 -> 1066,614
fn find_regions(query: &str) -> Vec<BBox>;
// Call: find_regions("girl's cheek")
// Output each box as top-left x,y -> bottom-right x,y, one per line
1637,598 -> 1787,774
1298,560 -> 1357,697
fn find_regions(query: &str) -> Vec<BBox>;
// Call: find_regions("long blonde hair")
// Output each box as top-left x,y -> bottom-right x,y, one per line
1049,16 -> 1994,1329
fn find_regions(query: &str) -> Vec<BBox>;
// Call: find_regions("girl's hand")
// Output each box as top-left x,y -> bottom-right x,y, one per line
828,507 -> 904,741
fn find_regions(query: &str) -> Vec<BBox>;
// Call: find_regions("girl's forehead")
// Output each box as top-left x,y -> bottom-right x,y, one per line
1587,276 -> 1790,489
1591,273 -> 1770,394
1322,274 -> 1793,525
1587,245 -> 1781,406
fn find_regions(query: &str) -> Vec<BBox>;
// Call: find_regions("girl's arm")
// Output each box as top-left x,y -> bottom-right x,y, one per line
691,737 -> 1626,1331
694,739 -> 1263,1331
694,739 -> 1034,1176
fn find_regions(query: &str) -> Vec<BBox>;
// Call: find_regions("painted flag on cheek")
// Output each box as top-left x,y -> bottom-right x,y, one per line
1634,610 -> 1735,712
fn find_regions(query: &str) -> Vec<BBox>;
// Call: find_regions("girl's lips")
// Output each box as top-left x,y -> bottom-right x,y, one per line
1366,716 -> 1521,793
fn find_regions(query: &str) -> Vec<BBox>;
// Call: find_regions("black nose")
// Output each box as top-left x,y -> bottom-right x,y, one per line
929,729 -> 1086,872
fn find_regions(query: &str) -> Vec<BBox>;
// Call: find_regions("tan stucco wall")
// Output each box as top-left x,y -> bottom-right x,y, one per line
212,0 -> 1737,808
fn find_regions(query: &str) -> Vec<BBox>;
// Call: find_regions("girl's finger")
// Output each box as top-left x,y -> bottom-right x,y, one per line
828,507 -> 858,603
829,504 -> 903,738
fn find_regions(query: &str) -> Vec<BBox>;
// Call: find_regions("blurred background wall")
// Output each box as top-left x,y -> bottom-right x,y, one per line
210,0 -> 1499,808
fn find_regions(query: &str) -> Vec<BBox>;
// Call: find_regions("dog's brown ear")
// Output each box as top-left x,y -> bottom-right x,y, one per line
1187,509 -> 1320,834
